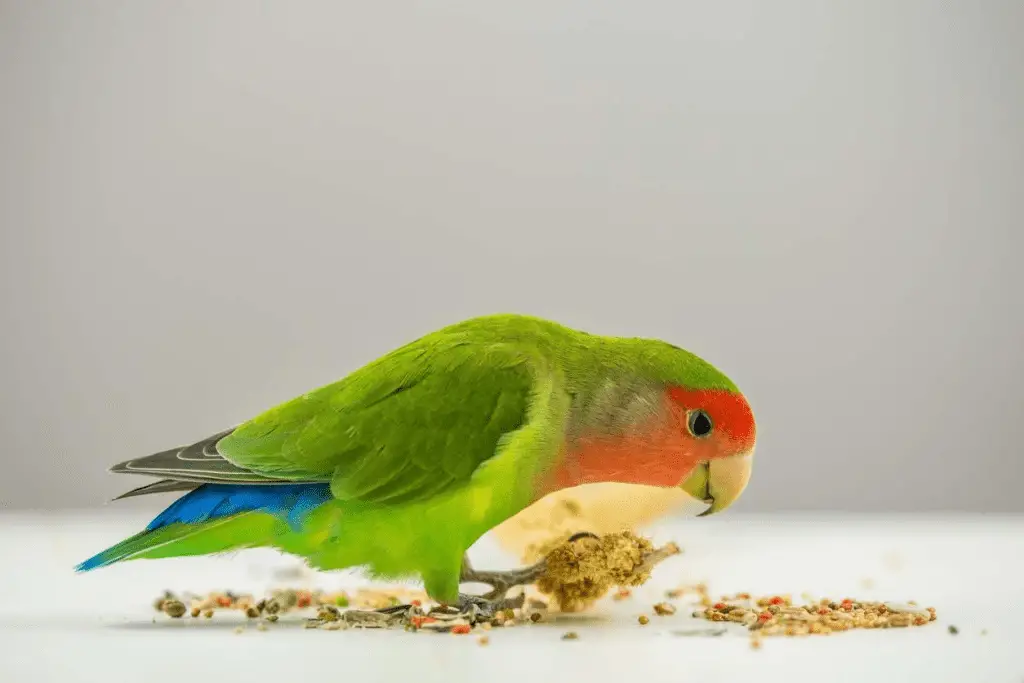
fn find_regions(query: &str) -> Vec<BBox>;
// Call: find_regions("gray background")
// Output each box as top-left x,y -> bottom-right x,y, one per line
1,0 -> 1021,512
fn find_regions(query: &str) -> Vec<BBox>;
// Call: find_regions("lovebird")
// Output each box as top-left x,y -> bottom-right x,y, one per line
76,314 -> 756,611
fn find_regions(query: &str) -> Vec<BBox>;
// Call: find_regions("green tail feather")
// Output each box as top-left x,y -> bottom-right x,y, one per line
75,513 -> 283,571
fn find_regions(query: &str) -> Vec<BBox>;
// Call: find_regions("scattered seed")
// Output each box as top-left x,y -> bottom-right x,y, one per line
203,610 -> 214,619
245,606 -> 260,619
190,607 -> 201,618
692,592 -> 939,637
478,635 -> 490,646
561,631 -> 579,640
638,615 -> 650,625
234,626 -> 244,634
653,602 -> 676,616
266,614 -> 279,623
257,623 -> 268,632
529,612 -> 542,623
948,625 -> 959,635
162,600 -> 187,618
317,605 -> 340,622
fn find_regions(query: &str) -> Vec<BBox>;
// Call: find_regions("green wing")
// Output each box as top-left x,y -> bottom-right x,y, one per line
113,330 -> 547,506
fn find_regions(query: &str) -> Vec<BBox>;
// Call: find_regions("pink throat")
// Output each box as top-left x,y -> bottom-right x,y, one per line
541,420 -> 700,494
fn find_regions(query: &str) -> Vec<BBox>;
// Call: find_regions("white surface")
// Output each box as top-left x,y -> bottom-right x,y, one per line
0,511 -> 1021,683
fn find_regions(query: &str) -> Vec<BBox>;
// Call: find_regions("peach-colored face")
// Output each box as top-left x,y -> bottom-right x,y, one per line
545,387 -> 756,492
665,386 -> 757,460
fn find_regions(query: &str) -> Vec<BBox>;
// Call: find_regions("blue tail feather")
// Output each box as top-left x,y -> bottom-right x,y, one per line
74,483 -> 333,573
145,483 -> 333,532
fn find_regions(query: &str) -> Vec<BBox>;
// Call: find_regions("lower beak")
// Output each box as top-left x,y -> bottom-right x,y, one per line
679,452 -> 753,517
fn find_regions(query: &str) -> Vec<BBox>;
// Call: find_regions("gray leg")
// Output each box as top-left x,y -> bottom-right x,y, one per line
459,553 -> 548,601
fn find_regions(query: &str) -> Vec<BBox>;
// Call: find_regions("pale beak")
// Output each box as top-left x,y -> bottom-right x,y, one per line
679,452 -> 753,516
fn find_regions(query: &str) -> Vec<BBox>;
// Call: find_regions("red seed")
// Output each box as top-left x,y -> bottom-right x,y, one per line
216,596 -> 232,607
769,597 -> 784,606
411,599 -> 422,607
758,612 -> 772,623
817,608 -> 831,615
714,602 -> 726,610
451,624 -> 471,635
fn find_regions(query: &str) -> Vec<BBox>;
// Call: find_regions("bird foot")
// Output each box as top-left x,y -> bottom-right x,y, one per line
459,554 -> 548,601
448,591 -> 525,618
342,592 -> 522,629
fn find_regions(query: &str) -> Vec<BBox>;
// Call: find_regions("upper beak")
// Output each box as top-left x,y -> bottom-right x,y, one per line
679,452 -> 753,516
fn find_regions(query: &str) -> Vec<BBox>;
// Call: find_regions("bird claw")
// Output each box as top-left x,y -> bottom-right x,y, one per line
452,591 -> 525,619
344,551 -> 549,626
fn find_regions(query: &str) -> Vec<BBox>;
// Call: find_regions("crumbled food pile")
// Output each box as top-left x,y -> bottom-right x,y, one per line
494,485 -> 694,564
534,531 -> 681,612
691,591 -> 938,637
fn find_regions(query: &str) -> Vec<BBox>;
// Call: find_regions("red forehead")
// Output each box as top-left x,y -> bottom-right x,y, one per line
666,386 -> 756,448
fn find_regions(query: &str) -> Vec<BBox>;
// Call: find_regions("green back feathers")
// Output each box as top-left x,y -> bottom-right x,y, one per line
218,313 -> 740,499
218,327 -> 538,506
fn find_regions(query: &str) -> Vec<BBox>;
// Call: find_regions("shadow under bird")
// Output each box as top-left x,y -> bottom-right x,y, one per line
76,314 -> 756,613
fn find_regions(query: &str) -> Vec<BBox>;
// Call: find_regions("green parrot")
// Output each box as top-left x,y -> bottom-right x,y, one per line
77,314 -> 756,611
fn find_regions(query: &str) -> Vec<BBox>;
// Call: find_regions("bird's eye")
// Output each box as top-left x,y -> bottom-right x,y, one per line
687,410 -> 713,438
